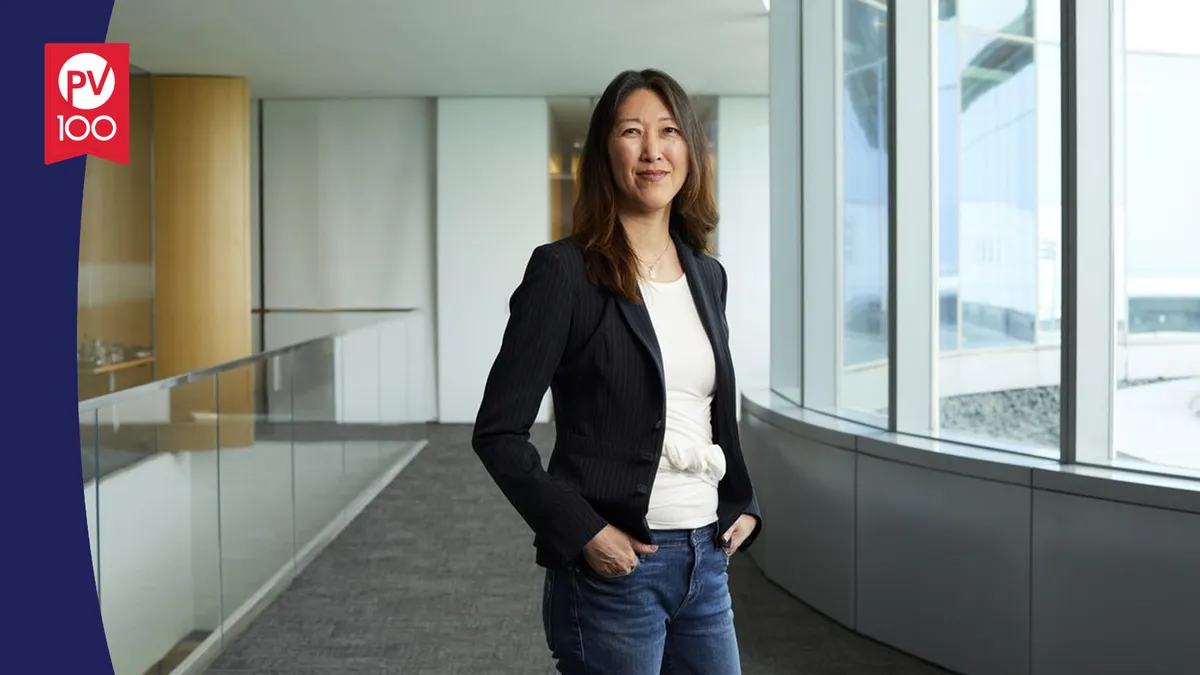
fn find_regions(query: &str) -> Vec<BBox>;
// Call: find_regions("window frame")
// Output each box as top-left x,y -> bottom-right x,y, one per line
1061,0 -> 1116,466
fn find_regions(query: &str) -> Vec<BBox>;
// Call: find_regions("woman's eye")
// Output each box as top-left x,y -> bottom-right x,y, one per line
664,126 -> 682,135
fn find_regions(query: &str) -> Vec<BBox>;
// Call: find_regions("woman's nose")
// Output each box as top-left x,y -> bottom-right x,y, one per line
641,136 -> 662,162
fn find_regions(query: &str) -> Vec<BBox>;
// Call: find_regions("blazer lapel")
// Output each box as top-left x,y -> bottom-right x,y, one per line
675,235 -> 732,390
615,233 -> 730,398
616,289 -> 665,393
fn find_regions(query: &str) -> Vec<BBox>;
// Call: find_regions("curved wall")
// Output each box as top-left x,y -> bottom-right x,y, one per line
740,390 -> 1200,675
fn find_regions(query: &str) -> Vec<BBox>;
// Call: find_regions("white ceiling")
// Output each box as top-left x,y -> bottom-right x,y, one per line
106,0 -> 770,99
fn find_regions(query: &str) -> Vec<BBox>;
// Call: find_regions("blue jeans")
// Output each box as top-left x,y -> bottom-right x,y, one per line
542,523 -> 741,674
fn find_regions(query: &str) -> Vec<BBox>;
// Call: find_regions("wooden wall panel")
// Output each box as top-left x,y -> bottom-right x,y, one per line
151,76 -> 254,448
77,74 -> 154,401
79,75 -> 152,266
78,74 -> 153,348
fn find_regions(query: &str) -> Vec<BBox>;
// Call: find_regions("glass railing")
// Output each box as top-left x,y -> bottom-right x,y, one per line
79,315 -> 428,675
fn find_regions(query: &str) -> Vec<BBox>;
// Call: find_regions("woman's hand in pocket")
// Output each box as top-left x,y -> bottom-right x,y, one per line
721,514 -> 758,555
583,524 -> 657,576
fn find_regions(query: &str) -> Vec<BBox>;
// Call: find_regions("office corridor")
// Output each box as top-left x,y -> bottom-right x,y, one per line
207,424 -> 944,675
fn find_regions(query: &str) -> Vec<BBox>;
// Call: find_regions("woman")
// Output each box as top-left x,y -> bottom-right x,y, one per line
472,68 -> 761,674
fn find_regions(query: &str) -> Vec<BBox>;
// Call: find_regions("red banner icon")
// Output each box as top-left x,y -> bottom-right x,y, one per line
44,42 -> 130,165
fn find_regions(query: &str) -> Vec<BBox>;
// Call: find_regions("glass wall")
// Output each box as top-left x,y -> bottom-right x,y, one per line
775,0 -> 1200,477
83,319 -> 427,675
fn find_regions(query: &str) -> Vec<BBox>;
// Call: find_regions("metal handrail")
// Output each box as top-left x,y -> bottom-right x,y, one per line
251,307 -> 418,314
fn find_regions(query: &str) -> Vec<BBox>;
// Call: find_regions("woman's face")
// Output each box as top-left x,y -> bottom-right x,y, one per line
607,88 -> 689,215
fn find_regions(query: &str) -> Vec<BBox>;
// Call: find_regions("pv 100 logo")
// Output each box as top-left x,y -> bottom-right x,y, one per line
44,43 -> 130,165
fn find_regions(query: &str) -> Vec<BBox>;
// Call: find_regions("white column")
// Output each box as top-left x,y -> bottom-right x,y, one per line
259,98 -> 438,424
1063,0 -> 1116,464
716,97 -> 771,418
801,0 -> 842,410
769,0 -> 803,403
435,98 -> 552,424
890,0 -> 937,433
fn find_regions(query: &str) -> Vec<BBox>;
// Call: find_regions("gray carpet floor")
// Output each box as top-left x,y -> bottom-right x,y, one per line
206,424 -> 947,674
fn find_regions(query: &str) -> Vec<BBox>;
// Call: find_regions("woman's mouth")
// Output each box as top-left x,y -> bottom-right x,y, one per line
637,170 -> 668,183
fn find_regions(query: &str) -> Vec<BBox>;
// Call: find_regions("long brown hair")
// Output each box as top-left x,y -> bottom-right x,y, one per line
570,69 -> 718,303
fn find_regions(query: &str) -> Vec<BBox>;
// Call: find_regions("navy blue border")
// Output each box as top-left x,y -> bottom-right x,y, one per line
1,1 -> 116,672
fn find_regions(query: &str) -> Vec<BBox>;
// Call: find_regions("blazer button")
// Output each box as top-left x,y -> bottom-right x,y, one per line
640,448 -> 657,461
636,484 -> 649,495
654,419 -> 664,430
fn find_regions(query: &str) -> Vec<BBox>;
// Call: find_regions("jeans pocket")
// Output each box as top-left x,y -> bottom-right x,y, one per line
597,565 -> 637,580
581,553 -> 643,581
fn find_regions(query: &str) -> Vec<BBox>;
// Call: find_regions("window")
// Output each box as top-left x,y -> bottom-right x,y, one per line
771,0 -> 1200,478
932,0 -> 1061,454
1110,0 -> 1200,472
839,0 -> 890,419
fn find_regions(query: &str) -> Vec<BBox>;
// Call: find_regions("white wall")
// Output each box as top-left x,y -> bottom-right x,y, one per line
256,98 -> 438,422
716,97 -> 772,418
436,98 -> 553,424
768,0 -> 803,400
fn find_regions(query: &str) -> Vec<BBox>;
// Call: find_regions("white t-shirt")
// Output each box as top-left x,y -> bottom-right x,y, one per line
638,273 -> 726,530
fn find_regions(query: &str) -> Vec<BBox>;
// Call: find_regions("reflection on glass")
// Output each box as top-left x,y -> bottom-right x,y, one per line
956,0 -> 1034,37
78,317 -> 427,672
1112,0 -> 1200,471
80,317 -> 430,674
82,409 -> 99,594
957,29 -> 1037,349
218,360 -> 296,627
291,337 -> 346,548
842,0 -> 890,367
95,376 -> 222,675
1033,42 -> 1063,343
935,1 -> 1061,452
937,18 -> 961,351
338,322 -> 387,495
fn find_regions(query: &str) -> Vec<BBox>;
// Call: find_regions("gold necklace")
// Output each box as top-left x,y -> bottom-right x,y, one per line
637,239 -> 672,280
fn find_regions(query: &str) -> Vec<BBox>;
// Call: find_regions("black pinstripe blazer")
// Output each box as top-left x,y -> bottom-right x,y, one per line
471,230 -> 762,570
